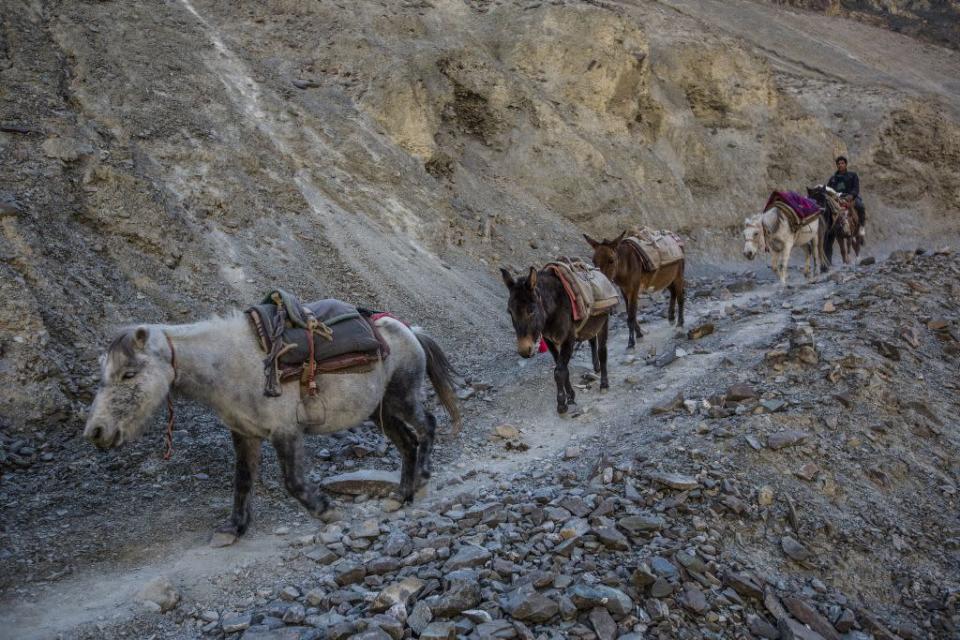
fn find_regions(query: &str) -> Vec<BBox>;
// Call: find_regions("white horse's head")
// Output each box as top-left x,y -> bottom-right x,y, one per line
84,326 -> 175,449
743,214 -> 764,260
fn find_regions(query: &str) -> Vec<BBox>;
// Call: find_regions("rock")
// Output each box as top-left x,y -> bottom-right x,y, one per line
747,613 -> 781,639
781,536 -> 812,562
618,513 -> 664,534
136,576 -> 180,612
371,577 -> 425,612
655,349 -> 678,368
502,584 -> 559,623
418,621 -> 456,640
41,137 -> 89,162
856,607 -> 901,640
280,585 -> 300,601
305,588 -> 325,606
650,578 -> 674,598
767,430 -> 809,450
462,609 -> 493,624
860,256 -> 876,266
426,573 -> 480,617
474,620 -> 517,638
349,628 -> 392,640
588,607 -> 617,640
335,561 -> 367,586
645,598 -> 669,621
559,517 -> 590,539
796,462 -> 819,480
0,194 -> 22,218
353,518 -> 381,538
650,556 -> 678,578
242,628 -> 313,640
726,383 -> 759,402
681,585 -> 708,614
210,531 -> 239,548
563,446 -> 580,459
758,486 -> 775,506
630,564 -> 656,587
872,340 -> 901,361
647,471 -> 699,490
783,597 -> 841,640
822,301 -> 836,313
723,572 -> 764,600
407,601 -> 432,634
494,424 -> 520,439
687,323 -> 715,340
651,392 -> 684,414
222,613 -> 253,633
760,398 -> 788,412
568,584 -> 633,617
592,526 -> 629,550
321,470 -> 400,496
443,544 -> 491,571
282,604 -> 305,624
779,616 -> 828,640
833,608 -> 856,633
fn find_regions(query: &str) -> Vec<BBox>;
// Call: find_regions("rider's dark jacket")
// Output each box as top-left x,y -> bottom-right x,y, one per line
827,170 -> 860,199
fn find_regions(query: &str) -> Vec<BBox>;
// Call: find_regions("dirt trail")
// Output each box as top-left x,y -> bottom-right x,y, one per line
0,271 -> 836,639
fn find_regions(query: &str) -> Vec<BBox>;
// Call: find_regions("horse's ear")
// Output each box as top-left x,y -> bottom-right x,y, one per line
527,266 -> 538,290
583,234 -> 600,249
500,267 -> 515,289
613,230 -> 627,246
133,326 -> 149,350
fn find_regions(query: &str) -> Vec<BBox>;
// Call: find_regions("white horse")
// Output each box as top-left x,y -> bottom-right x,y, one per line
743,207 -> 827,285
84,312 -> 460,545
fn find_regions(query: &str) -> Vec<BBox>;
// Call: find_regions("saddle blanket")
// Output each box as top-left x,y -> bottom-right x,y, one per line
765,191 -> 820,218
247,291 -> 386,397
624,228 -> 685,272
545,259 -> 621,323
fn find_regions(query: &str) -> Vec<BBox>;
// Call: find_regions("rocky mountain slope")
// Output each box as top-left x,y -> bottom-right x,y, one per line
1,0 -> 959,432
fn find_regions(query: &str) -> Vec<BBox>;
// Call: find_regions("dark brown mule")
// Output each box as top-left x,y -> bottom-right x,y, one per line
808,186 -> 861,265
584,232 -> 685,350
501,267 -> 610,414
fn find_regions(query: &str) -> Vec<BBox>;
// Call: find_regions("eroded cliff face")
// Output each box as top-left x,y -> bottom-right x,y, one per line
1,0 -> 959,430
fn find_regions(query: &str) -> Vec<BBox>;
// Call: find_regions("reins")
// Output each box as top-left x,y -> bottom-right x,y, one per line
163,332 -> 177,461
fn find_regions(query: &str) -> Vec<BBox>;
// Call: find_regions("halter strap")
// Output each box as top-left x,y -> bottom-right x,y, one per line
163,332 -> 177,461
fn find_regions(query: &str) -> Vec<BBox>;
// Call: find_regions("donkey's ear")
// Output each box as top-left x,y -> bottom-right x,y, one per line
527,266 -> 538,290
500,267 -> 515,289
583,234 -> 600,249
613,230 -> 627,246
132,326 -> 149,350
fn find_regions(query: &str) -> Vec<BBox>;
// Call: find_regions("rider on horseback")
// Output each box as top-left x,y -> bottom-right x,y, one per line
827,156 -> 866,245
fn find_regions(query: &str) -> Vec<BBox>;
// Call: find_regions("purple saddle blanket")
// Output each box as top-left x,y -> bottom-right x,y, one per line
765,191 -> 820,218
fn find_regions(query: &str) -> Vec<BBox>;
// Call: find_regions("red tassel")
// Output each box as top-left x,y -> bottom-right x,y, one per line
538,338 -> 548,353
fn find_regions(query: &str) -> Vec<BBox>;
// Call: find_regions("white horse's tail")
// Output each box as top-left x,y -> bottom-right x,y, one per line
413,329 -> 462,433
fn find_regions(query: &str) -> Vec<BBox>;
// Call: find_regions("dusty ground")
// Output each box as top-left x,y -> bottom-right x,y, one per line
1,0 -> 960,639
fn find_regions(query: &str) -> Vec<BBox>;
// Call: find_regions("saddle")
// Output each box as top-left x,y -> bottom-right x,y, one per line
765,191 -> 821,232
623,228 -> 684,272
545,258 -> 620,335
246,290 -> 386,397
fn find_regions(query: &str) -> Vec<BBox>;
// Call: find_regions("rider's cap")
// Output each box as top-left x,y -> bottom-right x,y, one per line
835,155 -> 848,163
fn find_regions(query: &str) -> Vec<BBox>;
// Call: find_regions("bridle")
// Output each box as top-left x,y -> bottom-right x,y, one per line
748,216 -> 769,254
163,332 -> 178,460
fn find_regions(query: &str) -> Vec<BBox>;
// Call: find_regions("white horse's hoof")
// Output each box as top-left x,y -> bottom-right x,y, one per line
210,531 -> 239,548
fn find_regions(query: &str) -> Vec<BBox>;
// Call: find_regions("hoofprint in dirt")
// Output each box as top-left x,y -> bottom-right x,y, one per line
0,267 -> 837,638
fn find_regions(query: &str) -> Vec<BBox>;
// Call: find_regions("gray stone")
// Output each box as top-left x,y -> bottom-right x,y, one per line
723,571 -> 763,599
568,584 -> 633,617
779,616 -> 828,640
767,430 -> 809,450
370,577 -> 424,612
419,621 -> 456,640
502,584 -> 559,623
304,545 -> 338,564
443,544 -> 491,571
241,627 -> 313,640
588,606 -> 617,640
747,613 -> 780,639
280,585 -> 300,601
618,513 -> 665,534
222,613 -> 253,633
726,383 -> 759,401
781,536 -> 812,562
407,601 -> 432,634
681,585 -> 708,614
136,576 -> 180,612
321,470 -> 400,496
592,526 -> 629,550
783,597 -> 841,640
650,578 -> 674,598
647,471 -> 699,490
282,604 -> 305,624
474,620 -> 517,638
650,556 -> 678,578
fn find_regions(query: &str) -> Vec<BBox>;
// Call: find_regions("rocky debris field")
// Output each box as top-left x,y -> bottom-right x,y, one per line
5,249 -> 957,640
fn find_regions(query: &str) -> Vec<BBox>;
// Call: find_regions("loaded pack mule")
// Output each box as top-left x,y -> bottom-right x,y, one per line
501,259 -> 618,414
584,228 -> 685,350
807,185 -> 861,265
743,190 -> 828,285
84,292 -> 460,545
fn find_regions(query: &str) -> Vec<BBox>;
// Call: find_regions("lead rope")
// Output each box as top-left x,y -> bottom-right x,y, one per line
163,333 -> 177,461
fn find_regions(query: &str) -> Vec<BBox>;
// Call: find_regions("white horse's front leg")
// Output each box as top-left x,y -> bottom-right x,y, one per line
780,242 -> 793,285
